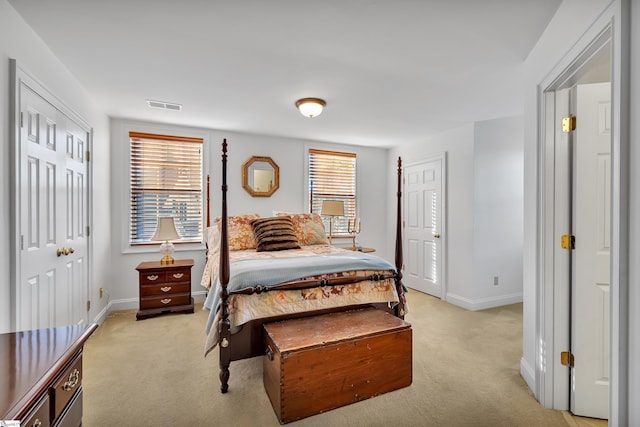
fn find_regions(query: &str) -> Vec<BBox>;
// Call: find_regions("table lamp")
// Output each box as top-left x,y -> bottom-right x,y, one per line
321,200 -> 344,244
152,217 -> 181,264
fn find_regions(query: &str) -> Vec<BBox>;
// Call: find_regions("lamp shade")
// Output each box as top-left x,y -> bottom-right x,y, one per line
321,200 -> 344,217
152,217 -> 180,241
296,98 -> 326,118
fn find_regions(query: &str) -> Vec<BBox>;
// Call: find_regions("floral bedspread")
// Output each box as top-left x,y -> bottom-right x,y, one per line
204,268 -> 399,356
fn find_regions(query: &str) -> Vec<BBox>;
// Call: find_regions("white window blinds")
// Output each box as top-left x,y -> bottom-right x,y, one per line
129,132 -> 203,245
308,149 -> 356,236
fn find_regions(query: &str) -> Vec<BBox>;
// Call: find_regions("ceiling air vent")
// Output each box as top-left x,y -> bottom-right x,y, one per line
146,99 -> 183,111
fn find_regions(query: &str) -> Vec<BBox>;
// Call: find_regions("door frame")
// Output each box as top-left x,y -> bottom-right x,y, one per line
403,152 -> 447,300
534,4 -> 628,424
9,59 -> 94,331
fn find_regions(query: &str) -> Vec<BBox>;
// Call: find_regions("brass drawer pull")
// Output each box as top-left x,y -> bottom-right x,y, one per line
33,419 -> 42,427
161,298 -> 172,305
62,368 -> 80,391
147,274 -> 159,281
160,286 -> 172,293
172,273 -> 184,279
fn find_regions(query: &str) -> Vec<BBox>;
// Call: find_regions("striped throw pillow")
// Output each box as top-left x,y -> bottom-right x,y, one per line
251,217 -> 301,252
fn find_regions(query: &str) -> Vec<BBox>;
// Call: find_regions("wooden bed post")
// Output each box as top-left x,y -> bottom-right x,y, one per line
218,139 -> 231,393
206,175 -> 211,228
395,157 -> 405,318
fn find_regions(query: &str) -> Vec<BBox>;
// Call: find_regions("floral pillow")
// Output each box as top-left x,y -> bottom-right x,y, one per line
215,214 -> 260,251
276,213 -> 328,245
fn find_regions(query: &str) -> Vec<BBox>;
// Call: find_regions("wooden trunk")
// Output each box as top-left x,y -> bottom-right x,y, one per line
263,308 -> 412,424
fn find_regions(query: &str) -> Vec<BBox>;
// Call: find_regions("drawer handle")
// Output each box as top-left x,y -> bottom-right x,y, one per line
33,419 -> 42,427
160,286 -> 172,293
161,298 -> 172,305
172,273 -> 184,279
62,368 -> 80,391
147,274 -> 159,281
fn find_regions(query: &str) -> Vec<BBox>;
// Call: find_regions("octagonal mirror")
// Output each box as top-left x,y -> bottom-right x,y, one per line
242,156 -> 279,197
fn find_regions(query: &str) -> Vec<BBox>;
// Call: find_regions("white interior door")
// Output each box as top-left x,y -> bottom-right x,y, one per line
571,82 -> 611,418
18,81 -> 89,330
403,156 -> 444,297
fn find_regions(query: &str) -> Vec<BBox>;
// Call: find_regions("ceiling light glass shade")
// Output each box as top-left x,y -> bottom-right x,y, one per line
296,98 -> 326,118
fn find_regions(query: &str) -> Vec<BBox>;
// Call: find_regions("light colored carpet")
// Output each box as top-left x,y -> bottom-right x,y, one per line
83,291 -> 578,426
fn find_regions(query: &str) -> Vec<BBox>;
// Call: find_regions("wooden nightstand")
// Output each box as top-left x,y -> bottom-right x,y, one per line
136,259 -> 195,320
346,246 -> 376,253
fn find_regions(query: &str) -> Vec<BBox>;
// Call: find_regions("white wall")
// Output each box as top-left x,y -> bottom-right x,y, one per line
0,0 -> 111,332
472,116 -> 524,304
110,119 -> 390,309
388,118 -> 523,310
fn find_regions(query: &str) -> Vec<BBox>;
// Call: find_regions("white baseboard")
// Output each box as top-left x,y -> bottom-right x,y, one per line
445,292 -> 523,311
93,290 -> 208,321
108,297 -> 139,312
92,302 -> 111,325
520,356 -> 537,398
193,290 -> 207,301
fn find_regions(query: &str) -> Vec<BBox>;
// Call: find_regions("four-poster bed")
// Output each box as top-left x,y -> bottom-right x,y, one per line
203,139 -> 407,395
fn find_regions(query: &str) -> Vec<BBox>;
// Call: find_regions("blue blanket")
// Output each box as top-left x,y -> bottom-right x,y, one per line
204,251 -> 395,334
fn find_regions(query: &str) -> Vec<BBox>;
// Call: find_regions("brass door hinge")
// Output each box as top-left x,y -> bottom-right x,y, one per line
562,115 -> 577,132
86,151 -> 91,162
561,234 -> 575,250
561,351 -> 574,367
87,300 -> 91,311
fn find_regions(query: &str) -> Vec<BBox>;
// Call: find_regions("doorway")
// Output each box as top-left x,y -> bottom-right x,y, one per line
403,154 -> 446,298
540,29 -> 611,419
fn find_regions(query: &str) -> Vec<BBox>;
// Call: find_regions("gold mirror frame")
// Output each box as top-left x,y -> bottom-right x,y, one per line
242,156 -> 279,197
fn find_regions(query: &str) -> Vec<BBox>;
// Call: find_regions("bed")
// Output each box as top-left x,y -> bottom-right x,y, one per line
203,139 -> 406,393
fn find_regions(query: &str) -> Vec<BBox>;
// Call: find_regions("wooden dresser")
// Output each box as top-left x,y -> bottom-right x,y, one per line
1,323 -> 97,426
136,259 -> 194,320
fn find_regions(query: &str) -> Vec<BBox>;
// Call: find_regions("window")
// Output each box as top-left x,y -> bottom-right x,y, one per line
308,149 -> 356,236
129,132 -> 203,245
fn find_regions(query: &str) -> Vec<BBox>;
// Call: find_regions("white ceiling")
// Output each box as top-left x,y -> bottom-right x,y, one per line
9,0 -> 562,148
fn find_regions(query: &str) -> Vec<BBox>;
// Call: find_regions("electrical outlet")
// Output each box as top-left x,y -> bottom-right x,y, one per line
493,276 -> 499,286
99,287 -> 103,299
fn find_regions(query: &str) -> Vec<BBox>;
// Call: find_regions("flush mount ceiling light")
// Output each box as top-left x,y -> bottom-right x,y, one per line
295,98 -> 326,118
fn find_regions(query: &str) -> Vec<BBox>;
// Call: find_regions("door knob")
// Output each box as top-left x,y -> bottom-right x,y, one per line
56,248 -> 64,257
63,247 -> 71,256
434,233 -> 441,239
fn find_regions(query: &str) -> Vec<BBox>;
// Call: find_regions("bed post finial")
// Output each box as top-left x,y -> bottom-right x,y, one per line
395,156 -> 405,317
219,138 -> 231,393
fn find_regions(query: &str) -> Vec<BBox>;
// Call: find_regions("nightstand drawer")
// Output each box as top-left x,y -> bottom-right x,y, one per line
140,270 -> 166,284
22,394 -> 50,427
140,293 -> 191,310
51,354 -> 82,421
140,282 -> 190,297
166,269 -> 191,283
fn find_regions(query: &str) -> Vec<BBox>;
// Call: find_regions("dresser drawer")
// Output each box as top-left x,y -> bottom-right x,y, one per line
139,270 -> 166,284
51,354 -> 82,421
22,394 -> 50,427
140,293 -> 191,310
140,282 -> 190,297
166,269 -> 191,283
53,387 -> 82,427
